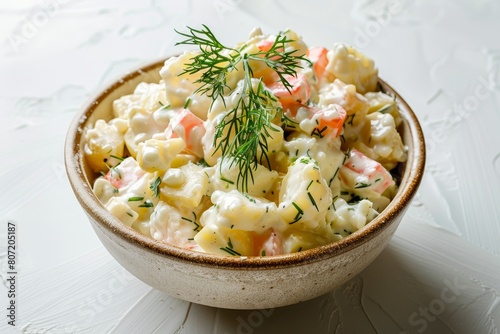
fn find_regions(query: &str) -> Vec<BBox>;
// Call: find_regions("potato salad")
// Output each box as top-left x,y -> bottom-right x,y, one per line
85,26 -> 407,256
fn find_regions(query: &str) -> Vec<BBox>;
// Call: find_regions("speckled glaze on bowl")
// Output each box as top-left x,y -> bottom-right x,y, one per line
65,58 -> 425,310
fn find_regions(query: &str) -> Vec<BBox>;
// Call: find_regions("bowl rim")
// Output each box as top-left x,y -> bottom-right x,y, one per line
64,57 -> 425,270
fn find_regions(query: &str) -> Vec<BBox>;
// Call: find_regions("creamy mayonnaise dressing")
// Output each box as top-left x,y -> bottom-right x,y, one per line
85,28 -> 407,256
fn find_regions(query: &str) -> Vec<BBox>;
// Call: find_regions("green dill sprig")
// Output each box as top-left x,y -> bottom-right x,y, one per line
213,79 -> 279,192
181,213 -> 201,232
158,101 -> 171,110
220,237 -> 241,256
175,25 -> 238,101
149,177 -> 161,198
354,182 -> 371,189
138,200 -> 154,208
290,202 -> 304,224
110,154 -> 124,161
176,25 -> 310,193
376,104 -> 391,114
307,192 -> 319,211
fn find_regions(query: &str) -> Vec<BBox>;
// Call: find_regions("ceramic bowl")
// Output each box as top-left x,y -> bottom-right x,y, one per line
65,58 -> 425,310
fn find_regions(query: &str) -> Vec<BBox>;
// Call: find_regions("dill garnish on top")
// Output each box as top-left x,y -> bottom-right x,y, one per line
175,25 -> 310,192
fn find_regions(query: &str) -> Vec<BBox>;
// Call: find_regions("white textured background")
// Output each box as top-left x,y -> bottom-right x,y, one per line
1,0 -> 499,333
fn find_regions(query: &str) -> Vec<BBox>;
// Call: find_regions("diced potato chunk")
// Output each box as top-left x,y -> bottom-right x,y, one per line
324,43 -> 378,94
84,119 -> 126,172
160,162 -> 209,208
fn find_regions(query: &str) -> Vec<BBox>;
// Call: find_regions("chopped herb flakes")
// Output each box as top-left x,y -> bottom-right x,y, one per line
220,238 -> 241,256
110,154 -> 124,161
150,177 -> 161,198
138,200 -> 154,208
128,196 -> 144,201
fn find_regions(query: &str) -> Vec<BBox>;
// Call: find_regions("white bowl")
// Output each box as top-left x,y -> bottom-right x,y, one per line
65,58 -> 425,309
